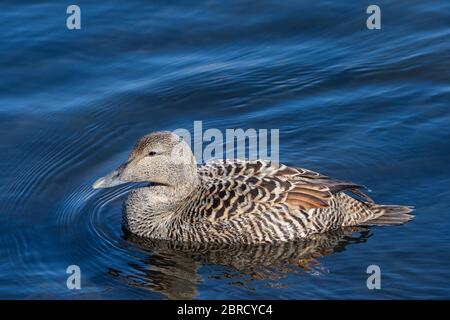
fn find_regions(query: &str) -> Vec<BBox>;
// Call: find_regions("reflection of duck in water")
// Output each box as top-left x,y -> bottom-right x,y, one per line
109,227 -> 370,300
93,131 -> 413,244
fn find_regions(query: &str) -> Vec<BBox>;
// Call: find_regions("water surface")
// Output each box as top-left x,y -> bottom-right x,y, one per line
1,0 -> 450,299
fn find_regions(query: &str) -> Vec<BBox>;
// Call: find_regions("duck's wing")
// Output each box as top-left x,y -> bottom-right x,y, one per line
196,160 -> 372,221
274,164 -> 374,209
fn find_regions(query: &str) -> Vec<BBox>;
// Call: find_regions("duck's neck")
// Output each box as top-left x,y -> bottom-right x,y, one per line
123,171 -> 200,239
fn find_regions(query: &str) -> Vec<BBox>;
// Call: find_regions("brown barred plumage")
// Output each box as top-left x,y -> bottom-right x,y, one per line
92,131 -> 414,244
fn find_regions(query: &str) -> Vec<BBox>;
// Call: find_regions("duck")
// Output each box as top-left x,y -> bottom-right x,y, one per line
92,131 -> 413,244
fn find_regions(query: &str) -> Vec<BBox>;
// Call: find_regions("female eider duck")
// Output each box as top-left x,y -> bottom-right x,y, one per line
93,131 -> 413,244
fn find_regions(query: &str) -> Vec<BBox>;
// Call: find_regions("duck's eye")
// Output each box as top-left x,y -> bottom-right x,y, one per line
148,151 -> 157,156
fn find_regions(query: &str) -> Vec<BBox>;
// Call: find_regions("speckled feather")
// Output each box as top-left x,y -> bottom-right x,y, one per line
164,160 -> 398,243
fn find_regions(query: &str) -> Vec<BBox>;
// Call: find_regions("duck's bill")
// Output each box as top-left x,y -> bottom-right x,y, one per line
92,170 -> 126,189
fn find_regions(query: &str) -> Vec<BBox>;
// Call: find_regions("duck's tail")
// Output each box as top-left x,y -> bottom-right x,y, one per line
363,204 -> 414,226
338,193 -> 414,227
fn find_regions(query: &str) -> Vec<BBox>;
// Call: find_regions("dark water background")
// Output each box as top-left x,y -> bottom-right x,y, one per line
1,0 -> 449,299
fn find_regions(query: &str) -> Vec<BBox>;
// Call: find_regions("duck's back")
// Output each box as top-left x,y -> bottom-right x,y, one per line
174,159 -> 412,244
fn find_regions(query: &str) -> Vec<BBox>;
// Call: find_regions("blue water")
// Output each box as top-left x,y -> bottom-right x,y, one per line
1,0 -> 449,299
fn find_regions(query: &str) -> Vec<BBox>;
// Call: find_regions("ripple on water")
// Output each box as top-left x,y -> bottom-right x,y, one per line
56,183 -> 136,258
3,119 -> 129,214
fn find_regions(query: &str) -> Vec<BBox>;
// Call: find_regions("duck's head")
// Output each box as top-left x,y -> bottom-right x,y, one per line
92,131 -> 197,190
